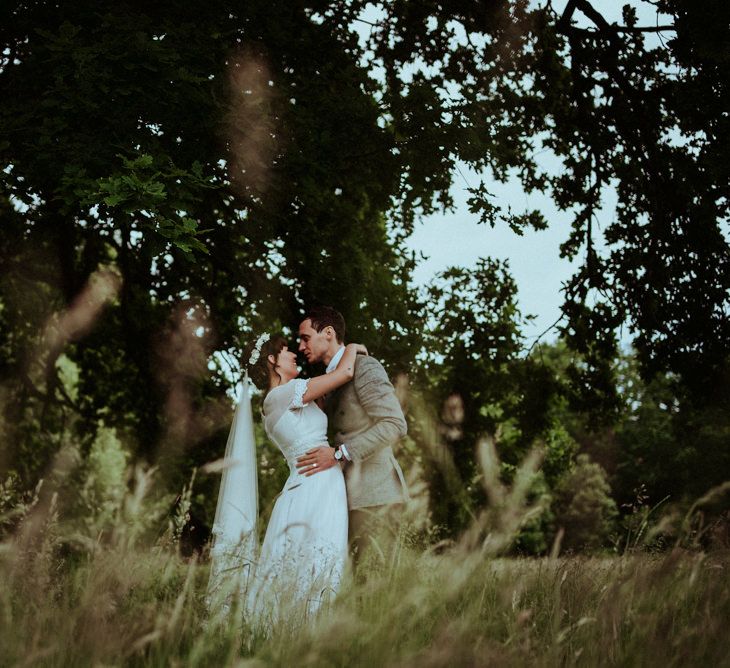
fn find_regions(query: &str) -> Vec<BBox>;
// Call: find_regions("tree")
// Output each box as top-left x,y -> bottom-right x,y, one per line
612,355 -> 730,509
554,453 -> 618,552
415,259 -> 578,537
0,1 -> 422,486
354,0 -> 729,392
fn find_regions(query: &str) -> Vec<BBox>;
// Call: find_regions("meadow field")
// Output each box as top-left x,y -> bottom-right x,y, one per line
2,466 -> 728,668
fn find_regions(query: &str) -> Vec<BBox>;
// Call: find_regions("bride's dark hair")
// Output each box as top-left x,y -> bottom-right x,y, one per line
245,334 -> 288,391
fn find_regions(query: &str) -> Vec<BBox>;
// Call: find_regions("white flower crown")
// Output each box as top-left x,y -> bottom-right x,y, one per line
248,333 -> 270,366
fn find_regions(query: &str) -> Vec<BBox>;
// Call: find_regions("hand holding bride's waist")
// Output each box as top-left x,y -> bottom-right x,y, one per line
295,444 -> 338,477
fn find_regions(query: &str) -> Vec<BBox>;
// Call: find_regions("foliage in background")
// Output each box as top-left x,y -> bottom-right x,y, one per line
552,453 -> 618,553
1,1 -> 729,551
356,0 -> 730,390
0,1 -> 423,493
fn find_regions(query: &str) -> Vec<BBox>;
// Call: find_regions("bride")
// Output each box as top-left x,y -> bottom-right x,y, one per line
206,332 -> 366,631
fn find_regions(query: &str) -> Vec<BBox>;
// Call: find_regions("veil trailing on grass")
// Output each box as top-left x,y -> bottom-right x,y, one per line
205,374 -> 259,615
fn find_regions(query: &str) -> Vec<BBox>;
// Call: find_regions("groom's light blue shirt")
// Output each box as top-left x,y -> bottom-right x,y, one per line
326,345 -> 346,374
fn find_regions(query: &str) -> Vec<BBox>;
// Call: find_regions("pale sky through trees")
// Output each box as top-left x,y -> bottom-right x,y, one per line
400,1 -> 672,344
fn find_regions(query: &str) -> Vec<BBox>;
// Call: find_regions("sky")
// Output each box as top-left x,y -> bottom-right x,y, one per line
407,163 -> 585,343
399,1 -> 672,344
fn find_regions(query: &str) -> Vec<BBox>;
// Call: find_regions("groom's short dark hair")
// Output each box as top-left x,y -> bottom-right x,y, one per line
303,305 -> 346,343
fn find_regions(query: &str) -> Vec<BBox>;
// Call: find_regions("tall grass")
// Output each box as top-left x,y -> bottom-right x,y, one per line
1,457 -> 729,667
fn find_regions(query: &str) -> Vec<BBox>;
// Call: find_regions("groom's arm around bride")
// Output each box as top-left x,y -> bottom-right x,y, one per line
333,352 -> 408,507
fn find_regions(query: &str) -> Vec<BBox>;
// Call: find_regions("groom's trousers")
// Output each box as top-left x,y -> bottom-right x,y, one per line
348,503 -> 403,566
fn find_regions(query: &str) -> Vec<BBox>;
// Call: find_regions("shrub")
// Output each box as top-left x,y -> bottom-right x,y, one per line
553,454 -> 618,552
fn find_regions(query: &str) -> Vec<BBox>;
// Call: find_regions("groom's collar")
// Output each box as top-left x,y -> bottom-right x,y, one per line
325,345 -> 346,374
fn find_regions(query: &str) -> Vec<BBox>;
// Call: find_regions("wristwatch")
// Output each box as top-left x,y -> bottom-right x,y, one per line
334,445 -> 345,461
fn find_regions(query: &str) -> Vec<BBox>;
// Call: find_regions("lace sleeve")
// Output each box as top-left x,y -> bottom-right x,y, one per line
289,378 -> 310,410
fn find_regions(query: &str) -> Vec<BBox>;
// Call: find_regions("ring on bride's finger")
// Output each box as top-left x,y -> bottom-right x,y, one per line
312,463 -> 318,469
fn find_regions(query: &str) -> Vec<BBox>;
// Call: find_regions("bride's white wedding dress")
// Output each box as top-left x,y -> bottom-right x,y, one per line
246,377 -> 348,628
207,376 -> 348,630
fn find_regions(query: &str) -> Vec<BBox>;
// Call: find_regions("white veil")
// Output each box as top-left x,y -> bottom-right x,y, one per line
206,373 -> 259,615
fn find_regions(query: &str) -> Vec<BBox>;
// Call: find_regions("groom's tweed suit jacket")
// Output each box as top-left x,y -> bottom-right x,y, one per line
327,354 -> 409,511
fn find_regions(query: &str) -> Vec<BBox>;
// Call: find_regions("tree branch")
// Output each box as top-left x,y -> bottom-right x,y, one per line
557,0 -> 580,32
557,0 -> 675,37
563,24 -> 675,38
614,25 -> 675,33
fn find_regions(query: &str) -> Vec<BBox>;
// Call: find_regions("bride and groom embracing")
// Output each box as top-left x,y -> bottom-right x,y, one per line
207,305 -> 409,630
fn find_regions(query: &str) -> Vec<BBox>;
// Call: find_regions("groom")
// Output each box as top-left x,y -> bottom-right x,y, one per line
295,305 -> 409,557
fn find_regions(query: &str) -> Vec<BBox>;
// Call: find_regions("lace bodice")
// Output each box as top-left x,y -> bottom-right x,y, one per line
263,379 -> 328,469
